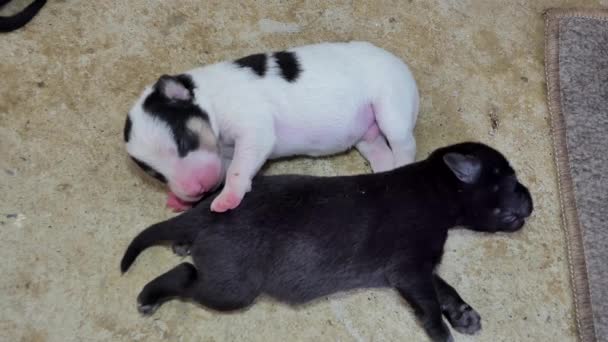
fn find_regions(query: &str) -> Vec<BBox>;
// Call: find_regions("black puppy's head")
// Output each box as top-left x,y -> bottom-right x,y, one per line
433,142 -> 533,232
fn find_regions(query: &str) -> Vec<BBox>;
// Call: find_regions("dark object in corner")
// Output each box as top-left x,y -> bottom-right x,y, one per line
0,0 -> 46,33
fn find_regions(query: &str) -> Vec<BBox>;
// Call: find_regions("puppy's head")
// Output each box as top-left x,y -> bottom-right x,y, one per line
434,142 -> 533,232
124,74 -> 223,202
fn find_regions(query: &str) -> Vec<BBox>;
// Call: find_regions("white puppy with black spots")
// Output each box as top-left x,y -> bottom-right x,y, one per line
124,41 -> 419,212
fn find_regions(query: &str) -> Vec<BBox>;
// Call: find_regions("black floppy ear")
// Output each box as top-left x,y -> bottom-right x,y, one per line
154,75 -> 192,101
443,153 -> 481,184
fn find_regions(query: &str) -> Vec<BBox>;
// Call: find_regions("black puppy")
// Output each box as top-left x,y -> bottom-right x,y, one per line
121,142 -> 533,342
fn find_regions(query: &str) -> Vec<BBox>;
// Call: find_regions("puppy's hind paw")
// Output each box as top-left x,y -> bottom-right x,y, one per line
445,304 -> 481,335
137,302 -> 160,316
171,242 -> 191,257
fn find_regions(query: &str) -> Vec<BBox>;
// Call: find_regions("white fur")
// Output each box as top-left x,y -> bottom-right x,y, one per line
127,41 -> 419,212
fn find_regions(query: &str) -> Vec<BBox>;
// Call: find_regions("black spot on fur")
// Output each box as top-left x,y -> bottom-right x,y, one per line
123,116 -> 132,142
273,51 -> 301,82
144,74 -> 210,157
234,53 -> 267,77
131,157 -> 167,184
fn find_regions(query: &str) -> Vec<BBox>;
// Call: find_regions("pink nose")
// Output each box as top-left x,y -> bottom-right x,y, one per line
181,182 -> 205,198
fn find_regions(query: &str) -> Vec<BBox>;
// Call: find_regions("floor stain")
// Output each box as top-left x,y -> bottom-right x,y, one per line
489,105 -> 500,133
19,328 -> 47,342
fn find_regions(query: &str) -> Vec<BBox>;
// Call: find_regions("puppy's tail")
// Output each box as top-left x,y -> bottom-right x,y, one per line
0,0 -> 47,33
120,215 -> 201,273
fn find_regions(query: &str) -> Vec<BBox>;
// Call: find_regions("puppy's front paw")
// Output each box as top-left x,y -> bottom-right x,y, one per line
443,303 -> 481,335
210,189 -> 243,212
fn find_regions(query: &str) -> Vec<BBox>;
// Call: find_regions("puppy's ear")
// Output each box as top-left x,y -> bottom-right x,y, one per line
443,153 -> 481,184
154,75 -> 192,101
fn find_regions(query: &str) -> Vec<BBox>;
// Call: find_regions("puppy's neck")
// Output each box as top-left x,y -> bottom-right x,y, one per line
390,160 -> 467,230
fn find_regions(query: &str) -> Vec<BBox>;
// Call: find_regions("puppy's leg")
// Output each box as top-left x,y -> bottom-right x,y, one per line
137,263 -> 197,315
433,274 -> 481,335
186,262 -> 262,312
373,93 -> 418,167
355,122 -> 395,172
390,271 -> 453,341
187,278 -> 259,312
210,133 -> 275,212
391,272 -> 453,342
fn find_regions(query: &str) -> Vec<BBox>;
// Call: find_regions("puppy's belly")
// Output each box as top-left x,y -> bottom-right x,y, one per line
264,265 -> 388,303
271,104 -> 375,158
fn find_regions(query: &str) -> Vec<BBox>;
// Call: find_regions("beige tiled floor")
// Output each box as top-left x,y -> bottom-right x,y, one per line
1,1 -> 605,341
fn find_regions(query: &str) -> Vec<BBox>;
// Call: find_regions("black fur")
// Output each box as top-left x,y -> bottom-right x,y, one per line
123,116 -> 132,142
0,0 -> 46,33
121,142 -> 533,341
273,51 -> 301,82
142,74 -> 209,157
234,53 -> 267,77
